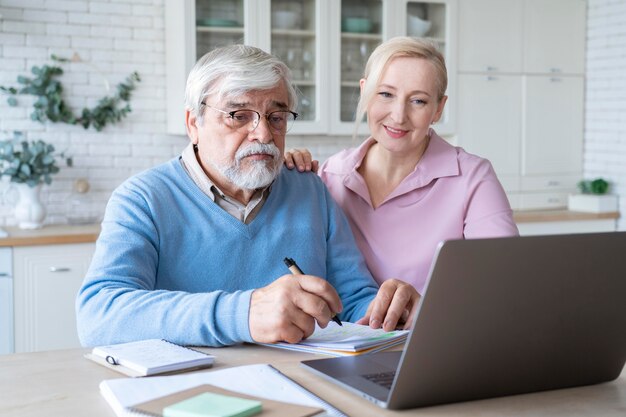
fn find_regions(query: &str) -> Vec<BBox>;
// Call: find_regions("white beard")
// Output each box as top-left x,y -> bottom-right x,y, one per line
212,143 -> 283,190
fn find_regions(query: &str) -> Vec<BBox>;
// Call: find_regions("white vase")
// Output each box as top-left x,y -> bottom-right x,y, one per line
14,183 -> 46,229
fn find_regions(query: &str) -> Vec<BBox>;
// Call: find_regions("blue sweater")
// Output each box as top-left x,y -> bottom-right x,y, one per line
76,158 -> 379,347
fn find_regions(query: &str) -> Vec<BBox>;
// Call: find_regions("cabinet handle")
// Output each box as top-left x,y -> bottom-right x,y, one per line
49,267 -> 71,273
547,181 -> 560,186
548,198 -> 561,203
485,66 -> 497,71
486,76 -> 498,81
0,273 -> 9,277
549,67 -> 562,73
549,77 -> 562,82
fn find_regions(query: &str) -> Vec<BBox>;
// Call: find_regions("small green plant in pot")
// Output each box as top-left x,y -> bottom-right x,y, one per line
577,178 -> 609,195
0,131 -> 72,229
568,178 -> 618,214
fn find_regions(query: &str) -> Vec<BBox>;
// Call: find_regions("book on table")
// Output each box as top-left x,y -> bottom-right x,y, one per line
86,338 -> 215,377
259,321 -> 409,356
100,363 -> 345,417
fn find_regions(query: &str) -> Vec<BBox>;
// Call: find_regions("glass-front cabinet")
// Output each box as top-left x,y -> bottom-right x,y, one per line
269,0 -> 323,131
165,0 -> 456,136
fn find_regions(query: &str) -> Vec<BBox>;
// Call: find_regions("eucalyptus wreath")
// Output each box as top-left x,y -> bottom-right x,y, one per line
0,55 -> 141,131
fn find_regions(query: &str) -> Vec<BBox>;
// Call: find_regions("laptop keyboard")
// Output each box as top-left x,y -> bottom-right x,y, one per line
362,371 -> 396,389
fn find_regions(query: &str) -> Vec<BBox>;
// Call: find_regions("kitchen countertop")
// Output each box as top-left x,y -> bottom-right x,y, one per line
0,224 -> 101,247
0,210 -> 620,246
513,210 -> 620,223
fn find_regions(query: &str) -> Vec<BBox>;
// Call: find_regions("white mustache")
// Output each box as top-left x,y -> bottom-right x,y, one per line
235,143 -> 281,161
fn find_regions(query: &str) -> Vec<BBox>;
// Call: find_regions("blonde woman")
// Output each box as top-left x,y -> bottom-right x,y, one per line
286,37 -> 518,301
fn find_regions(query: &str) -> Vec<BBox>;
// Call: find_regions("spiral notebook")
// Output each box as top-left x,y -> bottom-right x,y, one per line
100,363 -> 347,417
86,339 -> 214,377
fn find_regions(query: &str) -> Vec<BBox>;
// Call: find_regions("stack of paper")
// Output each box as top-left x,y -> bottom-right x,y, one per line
261,322 -> 409,356
100,363 -> 346,417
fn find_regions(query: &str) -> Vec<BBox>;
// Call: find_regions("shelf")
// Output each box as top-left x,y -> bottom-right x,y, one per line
196,26 -> 244,34
272,29 -> 316,37
341,32 -> 383,41
293,80 -> 316,87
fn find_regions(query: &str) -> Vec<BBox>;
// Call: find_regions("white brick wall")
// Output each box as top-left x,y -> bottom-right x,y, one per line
5,1 -> 621,230
586,0 -> 626,231
0,0 -> 354,227
0,0 -> 183,226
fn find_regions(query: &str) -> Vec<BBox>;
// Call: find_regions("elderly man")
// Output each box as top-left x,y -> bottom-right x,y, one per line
76,45 -> 419,347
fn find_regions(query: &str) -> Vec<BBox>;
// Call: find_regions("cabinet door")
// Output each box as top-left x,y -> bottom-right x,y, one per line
269,0 -> 328,134
523,0 -> 586,74
165,0 -> 255,135
13,243 -> 95,353
457,74 -> 522,191
458,0 -> 523,73
329,0 -> 383,135
330,0 -> 457,135
522,75 -> 584,177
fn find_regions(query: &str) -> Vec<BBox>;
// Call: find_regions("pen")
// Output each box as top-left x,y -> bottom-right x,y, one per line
283,257 -> 342,326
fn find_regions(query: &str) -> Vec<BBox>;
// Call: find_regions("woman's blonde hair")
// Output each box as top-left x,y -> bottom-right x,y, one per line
354,36 -> 448,135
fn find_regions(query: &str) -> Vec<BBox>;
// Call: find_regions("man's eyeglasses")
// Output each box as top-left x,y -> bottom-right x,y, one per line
203,103 -> 298,134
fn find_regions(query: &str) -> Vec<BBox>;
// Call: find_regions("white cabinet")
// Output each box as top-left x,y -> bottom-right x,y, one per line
0,247 -> 13,355
458,0 -> 523,73
457,74 -> 522,192
522,75 -> 584,176
523,0 -> 586,75
459,0 -> 585,75
457,0 -> 586,210
13,243 -> 94,353
165,0 -> 457,136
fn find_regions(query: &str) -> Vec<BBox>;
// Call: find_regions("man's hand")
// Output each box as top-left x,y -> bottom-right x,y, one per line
356,279 -> 420,331
284,148 -> 319,173
249,274 -> 343,344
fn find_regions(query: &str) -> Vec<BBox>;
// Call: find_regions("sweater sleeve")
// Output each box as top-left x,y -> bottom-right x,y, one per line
75,180 -> 253,348
320,183 -> 379,322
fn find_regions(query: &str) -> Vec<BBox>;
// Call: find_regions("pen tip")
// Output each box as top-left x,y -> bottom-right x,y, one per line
283,257 -> 294,267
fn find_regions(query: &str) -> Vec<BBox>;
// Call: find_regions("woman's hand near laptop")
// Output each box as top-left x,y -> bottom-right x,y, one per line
284,148 -> 319,173
357,279 -> 421,331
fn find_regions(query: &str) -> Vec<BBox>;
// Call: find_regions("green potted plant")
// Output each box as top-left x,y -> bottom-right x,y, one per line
568,178 -> 618,213
0,131 -> 72,229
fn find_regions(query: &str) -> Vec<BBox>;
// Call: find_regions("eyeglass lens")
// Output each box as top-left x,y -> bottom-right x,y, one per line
227,110 -> 296,133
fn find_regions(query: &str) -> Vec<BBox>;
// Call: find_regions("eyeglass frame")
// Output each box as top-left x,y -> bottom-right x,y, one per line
201,102 -> 298,134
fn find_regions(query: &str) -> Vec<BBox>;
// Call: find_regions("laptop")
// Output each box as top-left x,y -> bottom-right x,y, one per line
302,232 -> 626,409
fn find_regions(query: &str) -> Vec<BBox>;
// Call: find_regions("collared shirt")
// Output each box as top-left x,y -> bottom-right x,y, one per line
179,143 -> 269,224
319,129 -> 519,293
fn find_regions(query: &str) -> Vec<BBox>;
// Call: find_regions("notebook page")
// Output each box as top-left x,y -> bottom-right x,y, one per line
100,363 -> 346,417
92,339 -> 213,375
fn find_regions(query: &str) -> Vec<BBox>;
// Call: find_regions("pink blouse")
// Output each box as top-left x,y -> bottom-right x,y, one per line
319,130 -> 519,294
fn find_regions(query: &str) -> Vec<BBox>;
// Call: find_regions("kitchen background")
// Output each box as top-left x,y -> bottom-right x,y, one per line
0,0 -> 624,231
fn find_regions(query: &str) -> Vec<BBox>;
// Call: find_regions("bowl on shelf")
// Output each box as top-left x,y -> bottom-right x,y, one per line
408,15 -> 432,37
342,17 -> 373,34
272,10 -> 299,29
196,18 -> 240,27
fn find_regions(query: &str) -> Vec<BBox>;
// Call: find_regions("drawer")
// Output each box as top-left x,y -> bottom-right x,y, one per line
518,193 -> 568,210
520,175 -> 579,192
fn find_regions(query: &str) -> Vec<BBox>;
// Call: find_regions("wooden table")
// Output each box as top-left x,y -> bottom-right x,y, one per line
1,344 -> 625,416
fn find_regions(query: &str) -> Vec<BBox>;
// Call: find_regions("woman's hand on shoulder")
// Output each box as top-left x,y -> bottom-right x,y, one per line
284,148 -> 319,173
